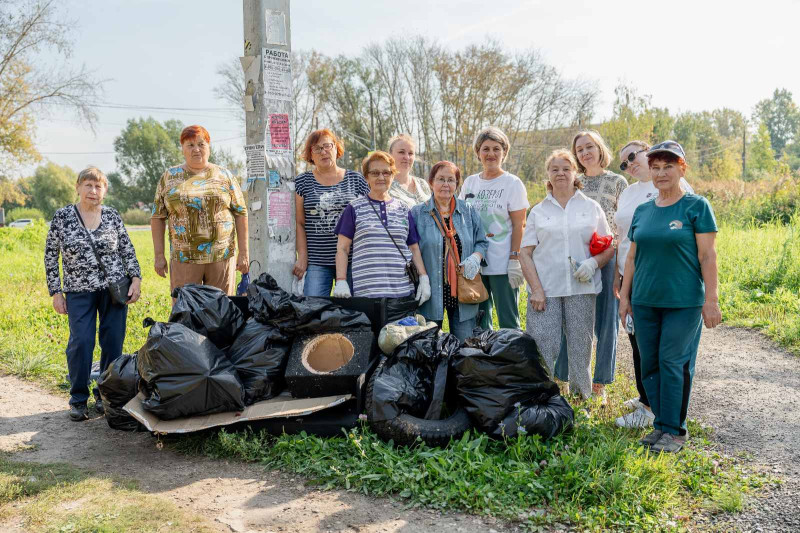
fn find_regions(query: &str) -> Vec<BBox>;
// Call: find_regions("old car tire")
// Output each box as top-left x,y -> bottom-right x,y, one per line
365,358 -> 471,447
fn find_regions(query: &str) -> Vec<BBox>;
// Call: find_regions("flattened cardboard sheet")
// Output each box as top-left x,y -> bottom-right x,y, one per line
123,392 -> 351,434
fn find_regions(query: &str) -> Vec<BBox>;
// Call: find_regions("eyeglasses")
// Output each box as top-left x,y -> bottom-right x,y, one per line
311,143 -> 335,154
367,170 -> 393,178
434,177 -> 458,185
620,150 -> 646,171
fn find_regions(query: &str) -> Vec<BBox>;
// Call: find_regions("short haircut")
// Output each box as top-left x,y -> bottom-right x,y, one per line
180,125 -> 211,145
302,128 -> 345,164
361,151 -> 397,177
571,130 -> 612,173
619,140 -> 651,156
387,133 -> 416,153
544,149 -> 583,192
76,166 -> 109,190
647,151 -> 688,172
473,126 -> 510,161
427,160 -> 462,187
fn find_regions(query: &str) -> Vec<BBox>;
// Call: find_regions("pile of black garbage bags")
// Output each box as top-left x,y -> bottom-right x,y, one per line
368,327 -> 574,443
97,273 -> 370,430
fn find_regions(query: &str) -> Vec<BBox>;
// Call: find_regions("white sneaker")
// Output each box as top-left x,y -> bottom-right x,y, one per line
623,398 -> 643,411
615,406 -> 655,428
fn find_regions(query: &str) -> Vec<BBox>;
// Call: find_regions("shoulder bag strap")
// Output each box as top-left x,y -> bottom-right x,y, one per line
429,208 -> 461,265
73,204 -> 111,282
367,199 -> 408,262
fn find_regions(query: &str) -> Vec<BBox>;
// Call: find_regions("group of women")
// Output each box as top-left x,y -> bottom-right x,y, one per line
45,122 -> 720,454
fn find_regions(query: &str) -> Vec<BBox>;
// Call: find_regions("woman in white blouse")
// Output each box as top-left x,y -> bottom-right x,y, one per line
613,140 -> 693,427
520,149 -> 615,399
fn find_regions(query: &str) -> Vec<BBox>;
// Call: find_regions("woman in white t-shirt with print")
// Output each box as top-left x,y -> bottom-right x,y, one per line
519,149 -> 615,399
613,140 -> 693,428
458,126 -> 529,330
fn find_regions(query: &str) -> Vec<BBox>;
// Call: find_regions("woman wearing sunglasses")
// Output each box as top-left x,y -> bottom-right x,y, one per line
613,140 -> 693,428
294,129 -> 369,296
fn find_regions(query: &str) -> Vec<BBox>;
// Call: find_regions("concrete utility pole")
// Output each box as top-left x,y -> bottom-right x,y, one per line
243,0 -> 295,291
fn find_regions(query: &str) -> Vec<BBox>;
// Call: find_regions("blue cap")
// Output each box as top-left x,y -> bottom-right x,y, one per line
647,140 -> 686,160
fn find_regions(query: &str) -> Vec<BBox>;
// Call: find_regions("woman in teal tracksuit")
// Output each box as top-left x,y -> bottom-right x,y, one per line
618,140 -> 721,453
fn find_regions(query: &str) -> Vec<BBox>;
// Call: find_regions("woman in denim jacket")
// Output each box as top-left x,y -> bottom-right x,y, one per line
411,161 -> 489,341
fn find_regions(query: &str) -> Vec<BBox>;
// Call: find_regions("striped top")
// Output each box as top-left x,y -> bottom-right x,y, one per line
295,169 -> 369,266
335,196 -> 420,298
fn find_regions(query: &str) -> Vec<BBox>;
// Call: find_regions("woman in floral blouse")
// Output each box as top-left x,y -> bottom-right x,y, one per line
150,125 -> 249,295
45,167 -> 142,422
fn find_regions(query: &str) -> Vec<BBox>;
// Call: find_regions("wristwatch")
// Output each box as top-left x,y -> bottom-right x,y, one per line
509,251 -> 519,258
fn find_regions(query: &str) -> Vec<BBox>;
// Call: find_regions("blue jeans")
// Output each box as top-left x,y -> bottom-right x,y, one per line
439,304 -> 477,342
65,289 -> 128,406
554,257 -> 619,384
303,264 -> 352,297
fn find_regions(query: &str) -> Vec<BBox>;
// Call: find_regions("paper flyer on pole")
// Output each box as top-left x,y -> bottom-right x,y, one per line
262,47 -> 292,102
244,143 -> 267,190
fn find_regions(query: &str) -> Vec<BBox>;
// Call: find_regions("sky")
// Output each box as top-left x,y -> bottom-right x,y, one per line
26,0 -> 800,177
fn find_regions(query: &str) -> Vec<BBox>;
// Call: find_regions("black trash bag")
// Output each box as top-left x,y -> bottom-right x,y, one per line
169,284 -> 245,350
247,273 -> 371,333
492,395 -> 574,440
452,329 -> 560,433
370,327 -> 461,422
96,353 -> 142,431
138,319 -> 244,420
227,318 -> 291,405
384,295 -> 419,324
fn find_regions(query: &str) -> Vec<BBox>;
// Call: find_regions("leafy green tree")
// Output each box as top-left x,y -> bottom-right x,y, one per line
0,0 -> 101,175
748,123 -> 777,176
112,117 -> 184,208
753,89 -> 800,155
0,176 -> 27,210
29,163 -> 76,218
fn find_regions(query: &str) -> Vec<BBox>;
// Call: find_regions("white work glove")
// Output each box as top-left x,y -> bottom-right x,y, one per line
415,274 -> 431,305
291,273 -> 305,296
507,259 -> 524,288
332,279 -> 352,298
573,257 -> 598,283
459,253 -> 482,280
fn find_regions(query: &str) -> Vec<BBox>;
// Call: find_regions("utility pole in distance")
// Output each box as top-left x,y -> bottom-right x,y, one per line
242,0 -> 295,291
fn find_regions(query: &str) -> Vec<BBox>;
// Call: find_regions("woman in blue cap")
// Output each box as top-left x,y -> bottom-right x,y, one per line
618,140 -> 721,453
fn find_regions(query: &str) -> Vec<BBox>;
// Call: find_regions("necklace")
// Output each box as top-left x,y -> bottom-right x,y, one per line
77,204 -> 101,230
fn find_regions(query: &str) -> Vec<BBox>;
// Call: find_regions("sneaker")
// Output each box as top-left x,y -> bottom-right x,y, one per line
69,404 -> 89,422
615,406 -> 655,428
94,397 -> 105,415
639,429 -> 663,447
650,432 -> 687,453
623,398 -> 643,411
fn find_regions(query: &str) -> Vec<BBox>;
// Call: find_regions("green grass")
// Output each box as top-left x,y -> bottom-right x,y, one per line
0,454 -> 214,531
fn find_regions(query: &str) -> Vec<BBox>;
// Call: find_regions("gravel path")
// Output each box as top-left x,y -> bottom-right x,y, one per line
615,325 -> 800,532
2,325 -> 798,532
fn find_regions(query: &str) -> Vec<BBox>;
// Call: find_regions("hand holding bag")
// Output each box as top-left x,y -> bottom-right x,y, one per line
430,209 -> 488,305
73,205 -> 132,306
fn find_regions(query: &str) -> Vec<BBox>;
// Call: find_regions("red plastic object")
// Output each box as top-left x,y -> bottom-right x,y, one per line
589,232 -> 613,256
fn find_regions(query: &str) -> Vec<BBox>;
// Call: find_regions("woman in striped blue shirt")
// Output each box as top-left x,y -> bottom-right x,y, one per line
293,129 -> 369,296
333,151 -> 431,314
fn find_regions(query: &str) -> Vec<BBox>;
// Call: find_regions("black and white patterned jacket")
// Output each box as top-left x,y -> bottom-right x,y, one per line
45,205 -> 142,296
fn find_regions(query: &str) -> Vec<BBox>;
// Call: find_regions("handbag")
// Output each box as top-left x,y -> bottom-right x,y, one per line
430,209 -> 488,304
367,200 -> 420,291
73,205 -> 132,306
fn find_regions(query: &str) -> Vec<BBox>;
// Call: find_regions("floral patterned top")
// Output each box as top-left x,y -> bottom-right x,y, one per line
151,163 -> 247,264
45,205 -> 142,296
577,171 -> 628,236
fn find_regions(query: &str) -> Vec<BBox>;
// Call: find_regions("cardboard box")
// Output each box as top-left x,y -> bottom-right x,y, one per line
123,391 -> 351,434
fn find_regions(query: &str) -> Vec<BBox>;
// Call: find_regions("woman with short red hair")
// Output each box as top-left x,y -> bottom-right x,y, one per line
293,128 -> 368,296
619,140 -> 720,453
150,125 -> 249,295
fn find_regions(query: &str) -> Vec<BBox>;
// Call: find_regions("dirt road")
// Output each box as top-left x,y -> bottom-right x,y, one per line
2,325 -> 799,532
